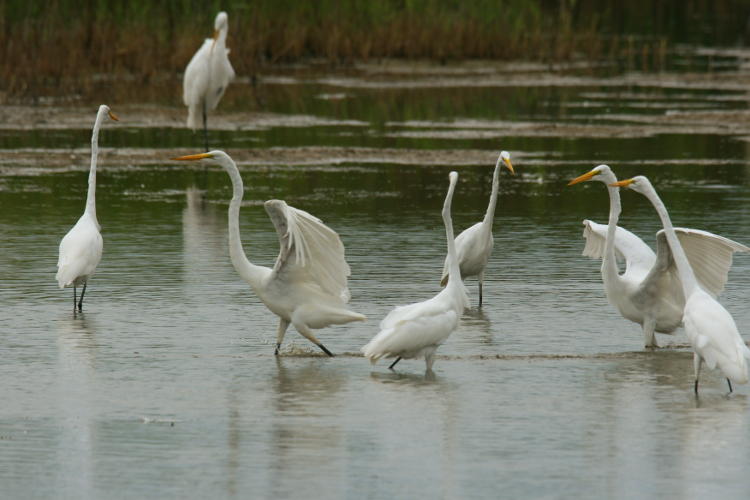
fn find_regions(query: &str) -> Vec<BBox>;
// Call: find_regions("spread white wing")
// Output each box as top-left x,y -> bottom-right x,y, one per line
657,228 -> 750,297
581,220 -> 655,276
265,200 -> 352,302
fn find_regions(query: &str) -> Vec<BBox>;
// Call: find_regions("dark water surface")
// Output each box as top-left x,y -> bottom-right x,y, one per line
2,56 -> 750,499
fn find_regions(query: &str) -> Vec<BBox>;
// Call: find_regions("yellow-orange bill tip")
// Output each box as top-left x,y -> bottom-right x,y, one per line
567,170 -> 596,186
609,179 -> 634,188
172,153 -> 213,161
108,110 -> 119,121
504,159 -> 515,175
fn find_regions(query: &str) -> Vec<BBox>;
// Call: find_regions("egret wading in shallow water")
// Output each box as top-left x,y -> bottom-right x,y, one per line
362,171 -> 469,373
440,151 -> 514,307
568,165 -> 749,347
183,11 -> 235,151
173,151 -> 365,356
56,105 -> 118,312
612,176 -> 750,393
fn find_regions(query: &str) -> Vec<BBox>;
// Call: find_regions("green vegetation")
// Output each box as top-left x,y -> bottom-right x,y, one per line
1,0 -> 748,96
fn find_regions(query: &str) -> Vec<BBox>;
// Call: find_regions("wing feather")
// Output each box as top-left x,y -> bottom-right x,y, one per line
581,220 -> 656,276
265,200 -> 352,302
655,228 -> 750,297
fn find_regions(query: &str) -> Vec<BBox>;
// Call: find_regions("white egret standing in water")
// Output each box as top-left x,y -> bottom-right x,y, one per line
569,165 -> 749,347
362,171 -> 469,372
183,11 -> 235,151
612,176 -> 750,393
56,105 -> 118,311
173,151 -> 365,356
440,151 -> 514,306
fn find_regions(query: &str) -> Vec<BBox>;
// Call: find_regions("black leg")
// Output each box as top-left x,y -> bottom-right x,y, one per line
274,343 -> 281,356
73,285 -> 77,310
77,282 -> 87,311
202,102 -> 208,152
317,343 -> 334,357
478,281 -> 483,307
694,379 -> 699,394
389,357 -> 402,370
727,379 -> 733,393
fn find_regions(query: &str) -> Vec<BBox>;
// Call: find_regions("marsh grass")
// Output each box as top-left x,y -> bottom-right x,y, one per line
1,0 -> 741,99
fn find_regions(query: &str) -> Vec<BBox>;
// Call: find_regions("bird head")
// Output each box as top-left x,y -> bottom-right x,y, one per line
609,175 -> 651,194
567,164 -> 614,186
172,150 -> 233,167
98,104 -> 118,122
498,151 -> 515,175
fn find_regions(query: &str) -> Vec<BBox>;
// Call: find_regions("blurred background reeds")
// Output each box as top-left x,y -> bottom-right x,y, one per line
2,0 -> 749,98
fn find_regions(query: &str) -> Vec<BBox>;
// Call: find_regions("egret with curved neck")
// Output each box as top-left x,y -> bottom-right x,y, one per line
183,11 -> 235,150
613,176 -> 750,393
569,165 -> 749,347
173,151 -> 365,356
441,151 -> 514,306
56,104 -> 118,311
363,171 -> 470,373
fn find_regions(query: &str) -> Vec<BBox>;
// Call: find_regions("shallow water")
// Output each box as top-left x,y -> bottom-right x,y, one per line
3,54 -> 750,499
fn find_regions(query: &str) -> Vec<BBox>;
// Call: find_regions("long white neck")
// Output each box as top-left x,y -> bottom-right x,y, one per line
217,25 -> 228,45
84,110 -> 106,220
602,179 -> 622,283
641,182 -> 698,295
223,159 -> 266,287
443,177 -> 461,286
482,159 -> 502,230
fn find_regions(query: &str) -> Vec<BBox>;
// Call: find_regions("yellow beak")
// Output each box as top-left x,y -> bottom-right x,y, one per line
567,170 -> 597,186
172,153 -> 214,161
609,179 -> 635,188
108,110 -> 119,121
503,158 -> 515,175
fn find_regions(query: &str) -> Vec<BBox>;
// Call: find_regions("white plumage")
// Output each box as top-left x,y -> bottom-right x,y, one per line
569,165 -> 749,347
183,11 -> 235,147
173,150 -> 365,356
56,104 -> 117,311
441,151 -> 514,306
614,175 -> 750,393
363,171 -> 469,372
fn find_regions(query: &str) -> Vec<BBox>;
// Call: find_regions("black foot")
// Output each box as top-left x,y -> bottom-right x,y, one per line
388,357 -> 402,370
274,343 -> 281,356
318,344 -> 334,357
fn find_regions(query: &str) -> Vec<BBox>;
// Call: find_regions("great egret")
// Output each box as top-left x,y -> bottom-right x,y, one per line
173,151 -> 365,356
183,11 -> 235,151
440,151 -> 514,307
56,105 -> 118,311
612,176 -> 750,393
568,165 -> 749,347
362,171 -> 469,372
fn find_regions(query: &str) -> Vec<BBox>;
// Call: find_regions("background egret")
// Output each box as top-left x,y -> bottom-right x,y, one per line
440,151 -> 514,307
363,171 -> 469,372
613,176 -> 750,393
569,165 -> 749,347
56,105 -> 118,311
173,151 -> 365,356
183,11 -> 235,151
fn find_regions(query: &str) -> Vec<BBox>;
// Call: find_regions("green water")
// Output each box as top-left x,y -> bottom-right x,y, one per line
2,56 -> 750,499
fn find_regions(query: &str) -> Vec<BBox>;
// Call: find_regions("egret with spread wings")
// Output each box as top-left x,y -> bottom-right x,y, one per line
362,172 -> 469,373
568,165 -> 749,347
56,104 -> 118,311
440,151 -> 514,306
173,151 -> 365,356
183,11 -> 235,151
613,176 -> 750,393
